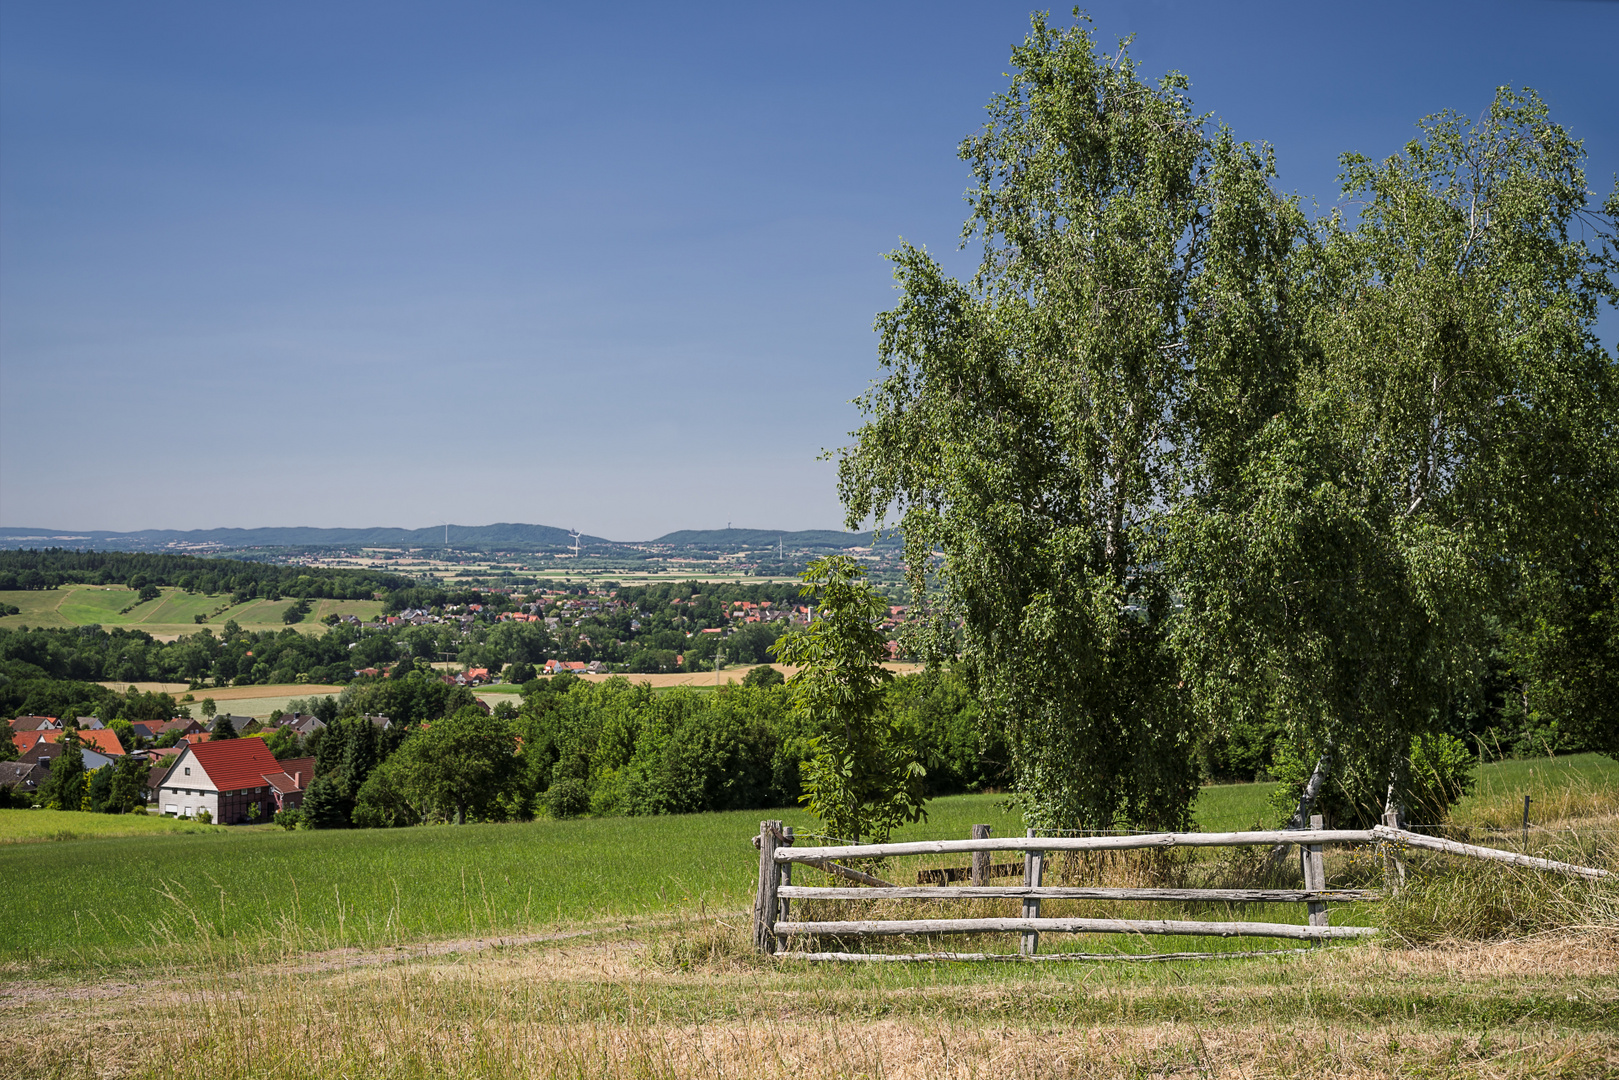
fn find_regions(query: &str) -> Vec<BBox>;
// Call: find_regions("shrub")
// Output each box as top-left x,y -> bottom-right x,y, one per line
195,809 -> 213,825
546,778 -> 589,819
1271,732 -> 1477,829
273,807 -> 303,830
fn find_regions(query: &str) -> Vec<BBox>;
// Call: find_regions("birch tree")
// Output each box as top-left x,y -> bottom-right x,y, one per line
1172,89 -> 1619,823
839,15 -> 1298,830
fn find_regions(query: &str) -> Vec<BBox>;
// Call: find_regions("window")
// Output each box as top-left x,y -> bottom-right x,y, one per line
184,767 -> 191,776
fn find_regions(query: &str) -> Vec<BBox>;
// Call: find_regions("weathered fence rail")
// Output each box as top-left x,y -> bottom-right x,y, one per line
752,815 -> 1610,961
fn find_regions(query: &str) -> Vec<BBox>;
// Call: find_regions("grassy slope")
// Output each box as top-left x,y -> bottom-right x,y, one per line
0,808 -> 234,844
0,585 -> 383,638
0,787 -> 1308,973
2,756 -> 1610,974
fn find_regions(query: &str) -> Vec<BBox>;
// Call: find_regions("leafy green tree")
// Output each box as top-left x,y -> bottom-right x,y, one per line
211,715 -> 238,739
107,754 -> 148,813
1173,88 -> 1619,821
742,664 -> 785,688
38,735 -> 87,811
201,697 -> 217,718
770,555 -> 925,844
361,707 -> 519,824
263,725 -> 303,760
88,764 -> 114,812
0,725 -> 16,763
838,15 -> 1274,830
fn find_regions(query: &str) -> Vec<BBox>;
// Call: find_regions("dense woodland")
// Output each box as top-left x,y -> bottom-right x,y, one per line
0,549 -> 413,602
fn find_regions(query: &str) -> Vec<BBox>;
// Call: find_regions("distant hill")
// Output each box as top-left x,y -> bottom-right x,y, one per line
0,523 -> 891,553
0,523 -> 616,552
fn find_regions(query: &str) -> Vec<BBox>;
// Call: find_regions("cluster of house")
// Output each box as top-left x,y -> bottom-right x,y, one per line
728,600 -> 814,625
3,712 -> 329,822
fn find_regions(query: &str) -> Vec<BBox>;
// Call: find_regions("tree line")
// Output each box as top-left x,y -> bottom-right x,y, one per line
0,549 -> 414,601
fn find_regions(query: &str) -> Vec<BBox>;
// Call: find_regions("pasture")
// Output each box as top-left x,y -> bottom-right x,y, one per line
0,584 -> 383,641
2,757 -> 1614,1079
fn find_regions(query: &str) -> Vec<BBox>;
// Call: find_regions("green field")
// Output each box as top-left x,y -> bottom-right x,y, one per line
3,762 -> 1614,1080
0,584 -> 384,640
0,786 -> 1302,974
3,756 -> 1611,975
0,807 -> 234,844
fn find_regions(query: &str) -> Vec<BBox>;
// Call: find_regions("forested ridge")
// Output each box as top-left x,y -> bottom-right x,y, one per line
0,549 -> 413,601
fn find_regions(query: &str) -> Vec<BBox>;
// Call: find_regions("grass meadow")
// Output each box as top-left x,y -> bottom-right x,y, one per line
0,584 -> 383,640
2,757 -> 1614,1079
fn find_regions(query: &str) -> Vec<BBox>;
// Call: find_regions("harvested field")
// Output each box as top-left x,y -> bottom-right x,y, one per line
1,925 -> 1614,1079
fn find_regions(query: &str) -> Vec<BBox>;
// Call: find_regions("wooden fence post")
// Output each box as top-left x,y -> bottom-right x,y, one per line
1302,814 -> 1328,930
1381,809 -> 1407,893
971,824 -> 991,886
778,825 -> 794,925
1021,828 -> 1044,956
754,820 -> 782,954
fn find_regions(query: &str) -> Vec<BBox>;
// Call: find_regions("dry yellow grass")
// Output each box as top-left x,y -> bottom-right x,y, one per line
2,924 -> 1615,1080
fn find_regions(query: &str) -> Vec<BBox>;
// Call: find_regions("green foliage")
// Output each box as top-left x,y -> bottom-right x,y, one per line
0,548 -> 412,600
37,736 -> 87,811
212,715 -> 239,740
194,808 -> 212,825
273,807 -> 303,830
771,556 -> 925,844
839,15 -> 1226,830
106,755 -> 148,814
262,726 -> 303,760
299,773 -> 350,829
1179,87 -> 1619,816
741,664 -> 784,688
1270,731 -> 1477,829
364,707 -> 519,824
544,778 -> 589,819
0,725 -> 15,763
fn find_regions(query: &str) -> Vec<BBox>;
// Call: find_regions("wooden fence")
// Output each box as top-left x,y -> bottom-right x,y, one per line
752,817 -> 1610,960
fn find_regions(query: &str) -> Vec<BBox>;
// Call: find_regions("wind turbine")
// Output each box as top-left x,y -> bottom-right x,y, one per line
569,530 -> 582,559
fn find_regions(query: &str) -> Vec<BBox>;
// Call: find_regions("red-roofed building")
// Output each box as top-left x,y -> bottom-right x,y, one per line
156,738 -> 292,823
261,756 -> 315,813
14,728 -> 125,758
9,716 -> 59,733
153,718 -> 206,737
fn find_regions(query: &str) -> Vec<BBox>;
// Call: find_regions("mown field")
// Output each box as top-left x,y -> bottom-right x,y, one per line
2,756 -> 1614,1079
0,584 -> 383,640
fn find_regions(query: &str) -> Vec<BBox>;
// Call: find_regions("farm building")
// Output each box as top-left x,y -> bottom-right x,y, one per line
156,739 -> 309,823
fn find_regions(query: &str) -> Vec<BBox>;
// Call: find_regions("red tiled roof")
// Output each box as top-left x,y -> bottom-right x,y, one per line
271,757 -> 315,792
23,729 -> 124,757
13,732 -> 48,755
185,738 -> 284,793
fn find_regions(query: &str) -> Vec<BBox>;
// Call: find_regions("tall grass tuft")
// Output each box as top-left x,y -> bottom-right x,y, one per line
1381,839 -> 1619,944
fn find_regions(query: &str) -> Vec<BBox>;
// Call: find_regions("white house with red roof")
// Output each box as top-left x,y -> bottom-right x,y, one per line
157,739 -> 302,823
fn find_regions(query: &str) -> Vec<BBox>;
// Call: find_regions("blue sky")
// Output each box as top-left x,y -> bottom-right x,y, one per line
3,1 -> 1615,540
